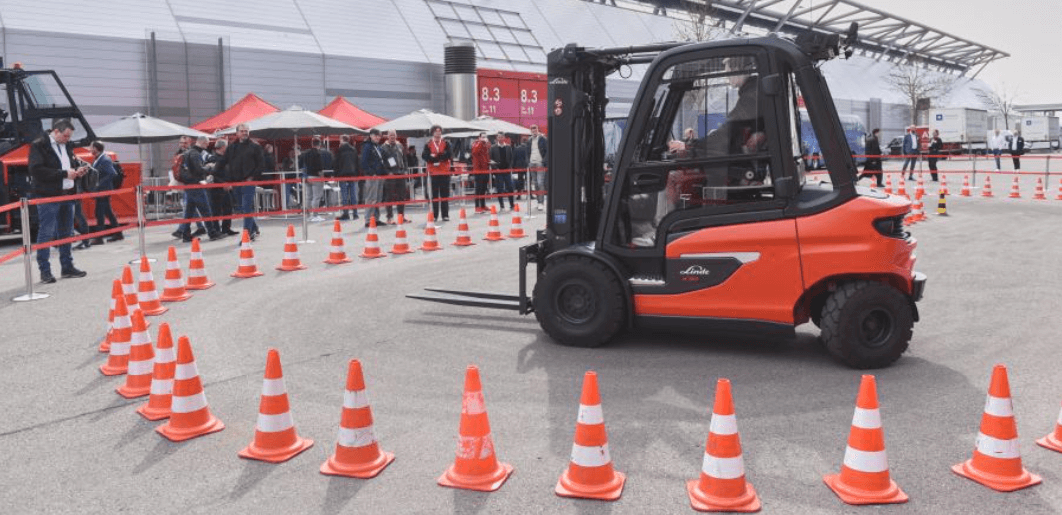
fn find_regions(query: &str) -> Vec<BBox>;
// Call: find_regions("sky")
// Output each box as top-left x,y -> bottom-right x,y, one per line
868,0 -> 1062,105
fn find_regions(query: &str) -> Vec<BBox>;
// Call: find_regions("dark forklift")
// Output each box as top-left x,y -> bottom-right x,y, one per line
411,26 -> 926,369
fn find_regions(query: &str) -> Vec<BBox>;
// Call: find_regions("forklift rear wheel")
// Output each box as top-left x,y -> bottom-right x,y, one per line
820,280 -> 912,369
533,256 -> 626,348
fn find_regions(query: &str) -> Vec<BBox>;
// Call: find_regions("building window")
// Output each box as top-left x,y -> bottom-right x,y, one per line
425,0 -> 546,65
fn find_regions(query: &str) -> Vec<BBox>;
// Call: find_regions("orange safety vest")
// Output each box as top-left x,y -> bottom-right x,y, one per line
426,139 -> 450,175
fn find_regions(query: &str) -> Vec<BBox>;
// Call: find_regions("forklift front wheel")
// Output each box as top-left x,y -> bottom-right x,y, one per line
533,256 -> 626,348
819,280 -> 913,369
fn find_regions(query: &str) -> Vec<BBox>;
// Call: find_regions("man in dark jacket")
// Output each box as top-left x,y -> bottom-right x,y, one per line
301,138 -> 326,221
381,129 -> 409,224
525,124 -> 548,210
334,135 -> 359,221
29,118 -> 89,283
858,128 -> 885,187
175,136 -> 220,242
89,141 -> 121,245
490,135 -> 515,210
360,129 -> 386,225
225,123 -> 265,239
206,138 -> 238,236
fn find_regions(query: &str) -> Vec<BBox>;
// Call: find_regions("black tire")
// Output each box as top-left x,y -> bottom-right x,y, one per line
533,256 -> 626,348
820,280 -> 913,369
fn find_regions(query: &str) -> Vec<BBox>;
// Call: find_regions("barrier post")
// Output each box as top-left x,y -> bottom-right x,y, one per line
130,184 -> 155,265
1045,155 -> 1050,184
972,153 -> 978,187
12,199 -> 48,302
298,174 -> 314,244
524,167 -> 535,220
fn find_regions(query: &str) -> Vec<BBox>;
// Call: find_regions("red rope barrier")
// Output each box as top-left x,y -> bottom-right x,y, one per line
30,223 -> 136,252
0,247 -> 24,265
0,201 -> 20,215
27,187 -> 137,206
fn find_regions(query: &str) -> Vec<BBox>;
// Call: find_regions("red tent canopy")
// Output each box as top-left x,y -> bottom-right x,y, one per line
318,96 -> 387,129
192,93 -> 280,134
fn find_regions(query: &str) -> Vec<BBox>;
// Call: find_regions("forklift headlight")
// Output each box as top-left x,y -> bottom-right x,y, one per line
873,215 -> 908,239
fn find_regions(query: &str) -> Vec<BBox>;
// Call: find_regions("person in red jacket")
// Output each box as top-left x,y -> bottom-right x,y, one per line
470,132 -> 491,214
421,125 -> 452,221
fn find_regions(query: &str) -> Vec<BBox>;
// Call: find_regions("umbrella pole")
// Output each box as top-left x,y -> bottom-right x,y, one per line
524,166 -> 534,219
297,133 -> 314,244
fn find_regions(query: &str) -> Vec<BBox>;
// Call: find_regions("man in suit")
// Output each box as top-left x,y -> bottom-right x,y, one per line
902,126 -> 918,179
525,125 -> 548,210
88,140 -> 121,245
1009,129 -> 1025,170
29,118 -> 89,283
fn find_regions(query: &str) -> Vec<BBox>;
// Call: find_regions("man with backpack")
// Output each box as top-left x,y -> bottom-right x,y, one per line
174,136 -> 221,242
89,141 -> 122,244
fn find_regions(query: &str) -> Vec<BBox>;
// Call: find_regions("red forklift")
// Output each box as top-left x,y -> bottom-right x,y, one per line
411,26 -> 926,369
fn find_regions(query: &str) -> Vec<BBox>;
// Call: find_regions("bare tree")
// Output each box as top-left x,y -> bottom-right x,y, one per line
974,83 -> 1022,131
884,58 -> 955,125
673,0 -> 725,43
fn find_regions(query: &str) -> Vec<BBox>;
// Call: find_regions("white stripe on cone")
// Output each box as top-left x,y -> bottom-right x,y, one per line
257,412 -> 295,433
155,348 -> 175,363
457,434 -> 496,460
577,404 -> 604,425
701,453 -> 745,479
129,331 -> 151,345
851,407 -> 882,429
175,363 -> 200,380
462,391 -> 486,415
975,433 -> 1021,459
261,378 -> 287,396
709,413 -> 738,435
570,443 -> 611,467
337,426 -> 377,448
128,360 -> 154,375
842,447 -> 889,473
149,379 -> 174,396
109,343 -> 130,356
983,395 -> 1014,418
343,390 -> 370,409
171,392 -> 208,414
113,316 -> 131,330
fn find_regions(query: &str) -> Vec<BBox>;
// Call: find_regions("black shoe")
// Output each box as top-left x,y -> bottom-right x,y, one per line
192,228 -> 207,237
338,214 -> 351,221
61,267 -> 87,279
90,237 -> 106,245
106,233 -> 124,242
224,229 -> 240,236
442,216 -> 450,222
208,232 -> 222,241
74,241 -> 91,250
40,272 -> 56,284
249,232 -> 258,242
172,231 -> 185,240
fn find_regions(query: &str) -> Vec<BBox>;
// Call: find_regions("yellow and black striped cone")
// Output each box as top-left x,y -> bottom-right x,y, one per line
936,191 -> 948,216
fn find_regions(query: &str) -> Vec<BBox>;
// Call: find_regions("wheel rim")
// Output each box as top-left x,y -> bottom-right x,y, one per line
859,308 -> 894,348
555,281 -> 595,325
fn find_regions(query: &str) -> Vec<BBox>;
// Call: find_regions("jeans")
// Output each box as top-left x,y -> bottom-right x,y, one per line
177,189 -> 218,235
95,191 -> 118,229
36,199 -> 75,274
363,177 -> 384,223
530,163 -> 546,203
474,172 -> 489,210
493,172 -> 515,208
308,178 -> 325,211
210,187 -> 234,232
993,149 -> 1002,170
1010,151 -> 1021,170
339,180 -> 359,218
430,174 -> 449,220
901,156 -> 916,172
234,185 -> 259,234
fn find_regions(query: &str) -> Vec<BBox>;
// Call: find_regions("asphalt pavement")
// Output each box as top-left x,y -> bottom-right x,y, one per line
1,162 -> 1061,514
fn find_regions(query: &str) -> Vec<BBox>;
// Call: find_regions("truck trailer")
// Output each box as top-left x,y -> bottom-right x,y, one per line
928,107 -> 987,154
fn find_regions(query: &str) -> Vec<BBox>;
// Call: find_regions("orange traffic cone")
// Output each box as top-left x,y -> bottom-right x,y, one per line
136,258 -> 168,316
324,220 -> 352,264
687,378 -> 760,512
1037,402 -> 1062,453
186,237 -> 215,290
99,294 -> 132,376
556,371 -> 625,501
961,175 -> 972,197
159,246 -> 192,302
1032,177 -> 1047,200
438,365 -> 513,491
913,193 -> 927,222
239,349 -> 314,463
915,173 -> 925,197
420,212 -> 443,252
884,175 -> 892,195
137,322 -> 176,420
982,175 -> 994,197
156,335 -> 225,441
116,309 -> 156,398
484,206 -> 506,241
895,178 -> 908,199
320,359 -> 395,478
359,217 -> 385,259
452,208 -> 476,247
952,364 -> 1042,491
276,224 -> 307,271
99,279 -> 123,353
508,204 -> 526,238
232,229 -> 264,278
390,214 -> 413,254
121,265 -> 142,313
1008,175 -> 1022,198
824,375 -> 907,505
1056,177 -> 1062,201
940,174 -> 949,195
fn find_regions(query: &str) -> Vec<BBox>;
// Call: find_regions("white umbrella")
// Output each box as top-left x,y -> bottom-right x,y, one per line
372,109 -> 486,137
94,112 -> 212,176
470,115 -> 532,136
216,105 -> 365,139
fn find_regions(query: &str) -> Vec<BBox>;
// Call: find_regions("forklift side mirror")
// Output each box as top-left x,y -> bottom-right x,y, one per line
775,176 -> 797,198
761,74 -> 782,96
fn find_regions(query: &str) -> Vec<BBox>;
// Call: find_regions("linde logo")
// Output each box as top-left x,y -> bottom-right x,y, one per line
549,78 -> 568,85
680,265 -> 711,276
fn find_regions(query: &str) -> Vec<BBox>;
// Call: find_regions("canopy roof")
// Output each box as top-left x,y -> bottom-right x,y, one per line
318,96 -> 388,129
192,93 -> 280,134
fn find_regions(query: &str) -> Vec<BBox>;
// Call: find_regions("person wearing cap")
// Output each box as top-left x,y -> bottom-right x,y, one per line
360,128 -> 386,226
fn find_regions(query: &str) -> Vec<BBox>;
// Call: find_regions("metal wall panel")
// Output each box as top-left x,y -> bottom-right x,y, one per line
228,47 -> 325,111
0,0 -> 180,39
300,1 -> 426,62
323,55 -> 439,118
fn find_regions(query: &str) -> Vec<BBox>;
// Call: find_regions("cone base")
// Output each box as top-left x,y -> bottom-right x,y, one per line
160,291 -> 192,302
136,403 -> 171,421
98,337 -> 110,353
390,248 -> 414,255
484,235 -> 505,241
140,304 -> 169,316
276,264 -> 308,271
438,461 -> 513,492
99,363 -> 128,376
238,436 -> 314,463
231,270 -> 264,278
324,257 -> 353,264
452,241 -> 476,247
156,415 -> 225,442
1009,194 -> 1021,199
359,252 -> 386,259
1037,434 -> 1062,453
320,450 -> 395,479
419,245 -> 442,252
823,473 -> 907,505
687,479 -> 761,512
555,470 -> 625,501
115,384 -> 151,399
951,460 -> 1042,492
186,281 -> 215,290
